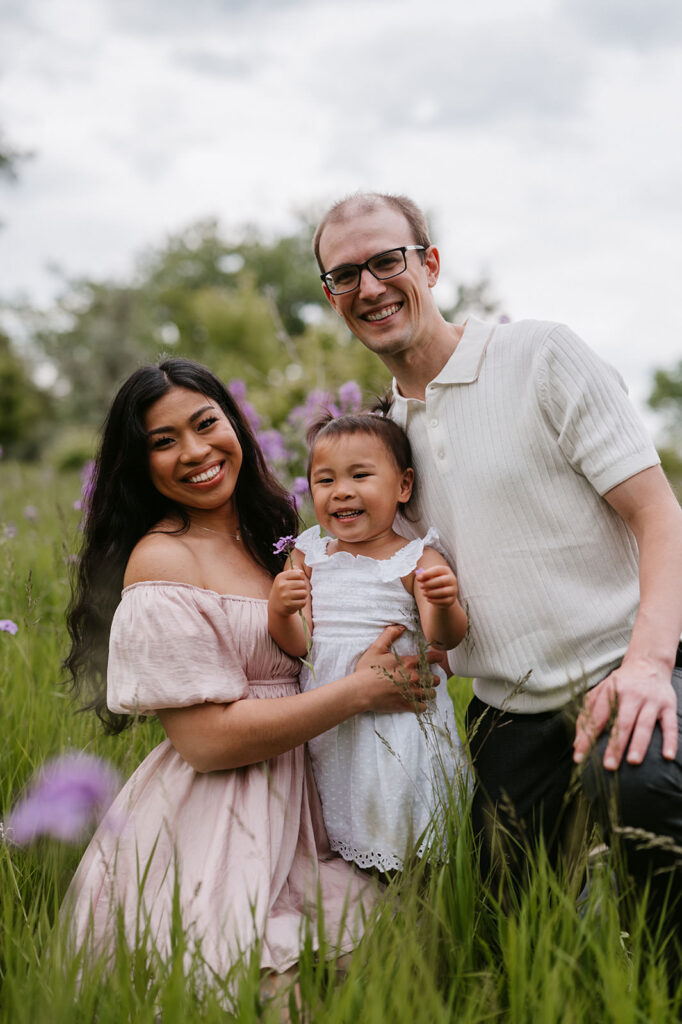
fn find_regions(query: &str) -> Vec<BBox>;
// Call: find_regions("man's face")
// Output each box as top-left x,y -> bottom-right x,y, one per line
318,204 -> 440,361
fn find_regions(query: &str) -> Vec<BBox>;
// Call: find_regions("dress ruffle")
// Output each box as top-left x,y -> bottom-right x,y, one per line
295,525 -> 446,582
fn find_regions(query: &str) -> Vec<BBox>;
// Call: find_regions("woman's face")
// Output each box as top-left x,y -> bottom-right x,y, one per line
144,385 -> 243,513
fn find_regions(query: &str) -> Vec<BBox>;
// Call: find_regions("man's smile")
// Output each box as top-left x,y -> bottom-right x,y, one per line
363,302 -> 403,323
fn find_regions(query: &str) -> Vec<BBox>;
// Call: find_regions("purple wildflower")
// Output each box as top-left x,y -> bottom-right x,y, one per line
228,380 -> 262,432
257,428 -> 288,465
227,379 -> 247,402
0,445 -> 3,458
273,535 -> 297,556
0,619 -> 18,635
79,460 -> 97,515
292,476 -> 309,510
7,752 -> 120,845
3,524 -> 17,540
287,389 -> 340,430
498,314 -> 511,324
23,505 -> 39,522
338,380 -> 362,413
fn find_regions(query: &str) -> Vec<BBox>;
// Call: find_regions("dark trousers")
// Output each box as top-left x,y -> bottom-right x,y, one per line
466,664 -> 682,938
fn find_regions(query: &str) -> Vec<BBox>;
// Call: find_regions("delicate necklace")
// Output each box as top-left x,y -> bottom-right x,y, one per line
193,523 -> 241,542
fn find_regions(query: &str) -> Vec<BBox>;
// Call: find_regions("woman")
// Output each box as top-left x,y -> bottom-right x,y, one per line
64,357 -> 435,985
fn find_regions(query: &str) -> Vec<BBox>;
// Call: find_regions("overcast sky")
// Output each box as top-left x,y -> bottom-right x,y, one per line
1,0 -> 681,423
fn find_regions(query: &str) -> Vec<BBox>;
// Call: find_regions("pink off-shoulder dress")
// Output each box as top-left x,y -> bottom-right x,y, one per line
64,582 -> 377,976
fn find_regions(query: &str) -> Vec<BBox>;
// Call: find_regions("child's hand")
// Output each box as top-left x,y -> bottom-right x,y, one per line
269,569 -> 309,617
414,565 -> 458,607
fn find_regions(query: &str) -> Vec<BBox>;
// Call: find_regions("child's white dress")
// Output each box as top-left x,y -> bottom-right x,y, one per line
296,525 -> 467,872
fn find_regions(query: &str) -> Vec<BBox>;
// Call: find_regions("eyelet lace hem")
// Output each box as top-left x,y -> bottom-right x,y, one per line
329,836 -> 429,873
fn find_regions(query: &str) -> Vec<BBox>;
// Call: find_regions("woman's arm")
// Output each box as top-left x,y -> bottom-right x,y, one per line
158,625 -> 438,772
411,547 -> 468,650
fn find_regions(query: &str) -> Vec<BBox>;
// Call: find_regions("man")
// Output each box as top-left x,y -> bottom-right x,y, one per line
313,191 -> 682,926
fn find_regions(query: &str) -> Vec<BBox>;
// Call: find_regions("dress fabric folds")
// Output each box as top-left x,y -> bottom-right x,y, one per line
64,582 -> 376,975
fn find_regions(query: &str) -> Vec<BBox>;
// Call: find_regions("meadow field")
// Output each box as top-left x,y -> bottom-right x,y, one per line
1,460 -> 680,1022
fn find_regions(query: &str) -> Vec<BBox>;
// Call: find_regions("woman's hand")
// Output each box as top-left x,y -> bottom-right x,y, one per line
354,624 -> 440,714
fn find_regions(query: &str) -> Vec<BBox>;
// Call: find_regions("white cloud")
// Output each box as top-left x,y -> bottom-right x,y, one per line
0,0 -> 680,429
565,0 -> 682,51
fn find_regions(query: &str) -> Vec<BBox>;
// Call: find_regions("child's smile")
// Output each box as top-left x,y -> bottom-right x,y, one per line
332,508 -> 364,522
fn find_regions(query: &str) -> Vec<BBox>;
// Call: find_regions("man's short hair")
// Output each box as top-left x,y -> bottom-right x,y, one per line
313,192 -> 432,271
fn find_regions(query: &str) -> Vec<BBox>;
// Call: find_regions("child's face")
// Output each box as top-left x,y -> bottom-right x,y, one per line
309,432 -> 414,545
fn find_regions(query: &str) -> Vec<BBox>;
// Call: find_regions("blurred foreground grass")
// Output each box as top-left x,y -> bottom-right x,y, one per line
0,461 -> 680,1022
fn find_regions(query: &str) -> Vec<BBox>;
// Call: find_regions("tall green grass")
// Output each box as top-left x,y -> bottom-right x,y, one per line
1,461 -> 680,1021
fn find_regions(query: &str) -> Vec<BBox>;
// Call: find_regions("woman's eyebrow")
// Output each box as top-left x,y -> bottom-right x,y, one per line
189,404 -> 216,422
146,404 -> 215,436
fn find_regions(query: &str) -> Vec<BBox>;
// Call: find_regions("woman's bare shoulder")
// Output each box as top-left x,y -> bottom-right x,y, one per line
124,528 -> 198,587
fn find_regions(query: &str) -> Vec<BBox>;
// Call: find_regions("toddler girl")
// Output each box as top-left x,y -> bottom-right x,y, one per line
268,410 -> 468,872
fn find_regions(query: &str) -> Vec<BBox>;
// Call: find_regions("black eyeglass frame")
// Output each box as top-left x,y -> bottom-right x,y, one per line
320,245 -> 427,295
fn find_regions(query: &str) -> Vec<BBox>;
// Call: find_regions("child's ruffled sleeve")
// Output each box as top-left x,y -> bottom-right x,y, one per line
294,525 -> 330,567
107,583 -> 250,715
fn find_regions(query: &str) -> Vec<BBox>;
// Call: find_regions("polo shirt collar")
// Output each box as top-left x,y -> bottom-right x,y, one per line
391,316 -> 496,421
430,316 -> 495,385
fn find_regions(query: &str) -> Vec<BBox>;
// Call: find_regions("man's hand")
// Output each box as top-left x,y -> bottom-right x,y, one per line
268,569 -> 309,617
573,658 -> 678,770
415,565 -> 458,607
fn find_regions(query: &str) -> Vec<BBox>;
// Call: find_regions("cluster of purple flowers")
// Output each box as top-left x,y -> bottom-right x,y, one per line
5,752 -> 120,846
287,380 -> 362,432
272,535 -> 297,557
229,378 -> 363,510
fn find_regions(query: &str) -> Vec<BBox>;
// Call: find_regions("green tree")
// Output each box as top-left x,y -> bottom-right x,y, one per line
0,330 -> 53,458
19,216 -> 502,437
648,360 -> 682,498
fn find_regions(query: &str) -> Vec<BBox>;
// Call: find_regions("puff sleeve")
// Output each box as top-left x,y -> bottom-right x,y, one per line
107,582 -> 250,715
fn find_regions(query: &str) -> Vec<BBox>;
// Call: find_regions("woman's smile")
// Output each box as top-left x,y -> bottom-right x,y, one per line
182,460 -> 225,487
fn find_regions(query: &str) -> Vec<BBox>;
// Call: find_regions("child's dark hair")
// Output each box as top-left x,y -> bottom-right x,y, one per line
306,396 -> 417,515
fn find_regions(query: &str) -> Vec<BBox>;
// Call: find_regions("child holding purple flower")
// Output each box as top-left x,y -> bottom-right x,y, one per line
268,409 -> 469,872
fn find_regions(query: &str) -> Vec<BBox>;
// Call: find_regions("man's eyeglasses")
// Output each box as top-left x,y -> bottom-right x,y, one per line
320,245 -> 426,296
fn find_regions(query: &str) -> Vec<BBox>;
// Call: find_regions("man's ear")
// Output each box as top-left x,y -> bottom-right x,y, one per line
424,246 -> 441,288
322,283 -> 339,313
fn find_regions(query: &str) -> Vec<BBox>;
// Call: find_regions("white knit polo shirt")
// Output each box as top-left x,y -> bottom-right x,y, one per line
390,317 -> 661,713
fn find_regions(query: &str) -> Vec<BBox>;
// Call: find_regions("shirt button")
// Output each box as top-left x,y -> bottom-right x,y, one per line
438,449 -> 445,459
430,418 -> 438,428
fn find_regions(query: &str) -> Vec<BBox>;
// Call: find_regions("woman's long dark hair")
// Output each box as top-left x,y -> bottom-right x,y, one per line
65,357 -> 298,734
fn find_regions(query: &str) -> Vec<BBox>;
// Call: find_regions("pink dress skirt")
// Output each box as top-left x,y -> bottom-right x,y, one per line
64,583 -> 376,976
